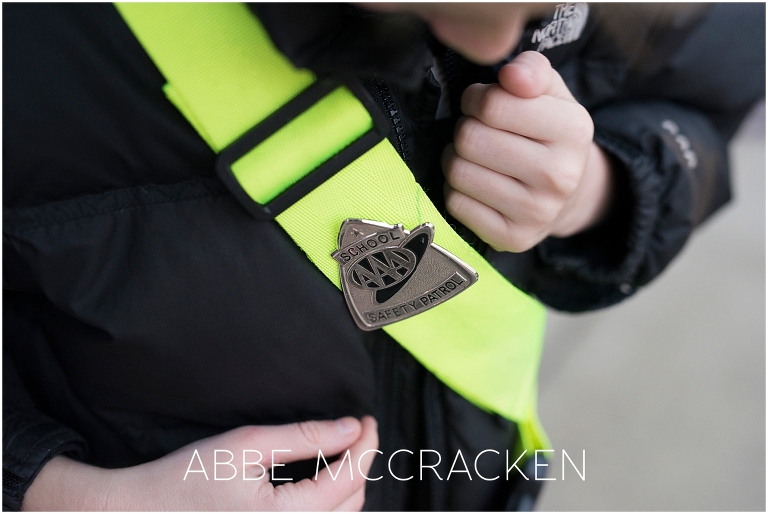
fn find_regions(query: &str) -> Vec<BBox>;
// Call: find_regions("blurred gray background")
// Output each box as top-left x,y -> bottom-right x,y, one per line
536,101 -> 766,511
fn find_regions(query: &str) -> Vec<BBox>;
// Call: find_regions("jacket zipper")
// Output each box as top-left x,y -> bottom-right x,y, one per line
364,72 -> 489,256
437,49 -> 491,256
364,78 -> 411,165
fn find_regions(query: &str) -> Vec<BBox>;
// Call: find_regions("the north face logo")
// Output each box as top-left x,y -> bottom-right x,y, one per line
532,3 -> 589,52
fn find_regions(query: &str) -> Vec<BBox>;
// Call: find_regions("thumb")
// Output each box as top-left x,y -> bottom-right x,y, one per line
498,51 -> 575,101
243,417 -> 363,465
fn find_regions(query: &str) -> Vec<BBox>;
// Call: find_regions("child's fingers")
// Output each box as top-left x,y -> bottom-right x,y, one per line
448,121 -> 548,186
498,50 -> 576,102
332,482 -> 366,511
269,416 -> 377,511
444,185 -> 546,253
444,145 -> 568,233
238,417 -> 362,466
460,85 -> 587,143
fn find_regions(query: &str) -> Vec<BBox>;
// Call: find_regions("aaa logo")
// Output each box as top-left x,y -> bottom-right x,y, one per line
348,248 -> 418,290
332,220 -> 478,330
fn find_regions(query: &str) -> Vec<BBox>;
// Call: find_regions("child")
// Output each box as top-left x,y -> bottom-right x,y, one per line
4,3 -> 764,510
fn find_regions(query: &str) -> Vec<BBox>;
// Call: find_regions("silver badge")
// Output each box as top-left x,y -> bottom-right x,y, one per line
332,219 -> 478,331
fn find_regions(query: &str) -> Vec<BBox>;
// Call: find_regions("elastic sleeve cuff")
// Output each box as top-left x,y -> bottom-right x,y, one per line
3,412 -> 87,511
536,129 -> 664,292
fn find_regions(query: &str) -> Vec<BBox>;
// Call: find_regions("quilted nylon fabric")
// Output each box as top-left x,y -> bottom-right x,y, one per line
115,1 -> 548,445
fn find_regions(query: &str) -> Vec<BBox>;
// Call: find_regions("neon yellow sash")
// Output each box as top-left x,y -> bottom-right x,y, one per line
116,2 -> 549,451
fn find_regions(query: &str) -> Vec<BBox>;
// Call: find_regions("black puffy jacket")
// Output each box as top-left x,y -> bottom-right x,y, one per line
3,3 -> 764,511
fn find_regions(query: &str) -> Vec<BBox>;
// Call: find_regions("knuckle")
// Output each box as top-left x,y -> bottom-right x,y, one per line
496,219 -> 518,251
461,83 -> 485,111
551,170 -> 580,198
445,189 -> 474,224
510,231 -> 540,253
454,118 -> 484,157
477,86 -> 505,124
541,161 -> 580,198
269,482 -> 303,511
559,163 -> 583,195
444,188 -> 464,216
522,233 -> 543,251
500,220 -> 541,253
256,484 -> 280,511
298,420 -> 324,446
533,197 -> 562,225
489,234 -> 512,253
572,105 -> 594,142
522,49 -> 552,69
234,425 -> 261,446
443,158 -> 471,190
539,166 -> 562,194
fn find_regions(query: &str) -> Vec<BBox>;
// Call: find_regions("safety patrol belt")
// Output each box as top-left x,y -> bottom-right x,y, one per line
116,2 -> 549,452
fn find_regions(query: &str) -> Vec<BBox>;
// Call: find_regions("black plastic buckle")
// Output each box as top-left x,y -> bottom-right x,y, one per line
215,76 -> 390,221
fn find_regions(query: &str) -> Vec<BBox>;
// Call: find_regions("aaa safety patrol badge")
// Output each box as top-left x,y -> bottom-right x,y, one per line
332,219 -> 478,331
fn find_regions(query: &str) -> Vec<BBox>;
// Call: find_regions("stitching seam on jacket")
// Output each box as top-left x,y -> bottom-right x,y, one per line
5,179 -> 229,234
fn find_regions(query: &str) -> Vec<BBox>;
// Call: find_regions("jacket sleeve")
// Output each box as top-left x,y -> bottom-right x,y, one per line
515,3 -> 765,312
3,282 -> 88,511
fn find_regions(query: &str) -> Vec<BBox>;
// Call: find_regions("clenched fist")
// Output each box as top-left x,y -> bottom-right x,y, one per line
443,51 -> 614,253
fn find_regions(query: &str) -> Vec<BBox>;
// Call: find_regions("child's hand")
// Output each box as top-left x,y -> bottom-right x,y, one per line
443,51 -> 614,252
23,417 -> 378,511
